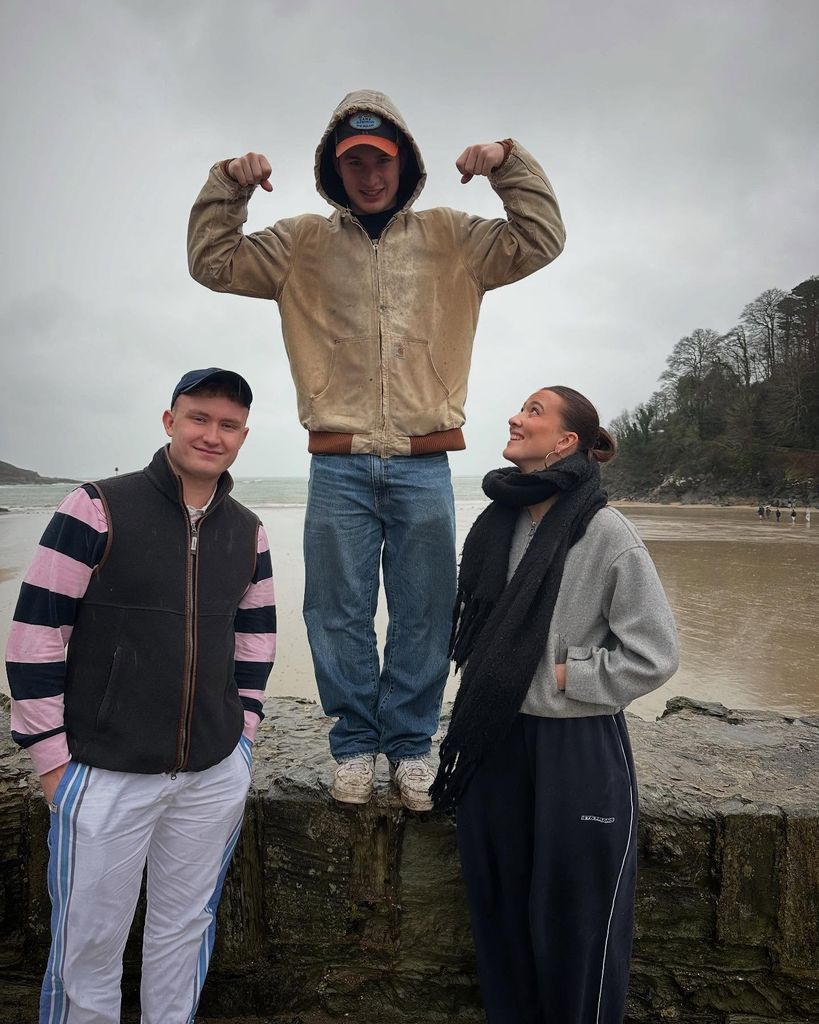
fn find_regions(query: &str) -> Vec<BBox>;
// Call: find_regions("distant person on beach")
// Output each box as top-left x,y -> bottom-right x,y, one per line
776,507 -> 782,522
5,369 -> 276,1024
791,508 -> 797,523
431,386 -> 678,1024
757,504 -> 764,520
188,90 -> 566,810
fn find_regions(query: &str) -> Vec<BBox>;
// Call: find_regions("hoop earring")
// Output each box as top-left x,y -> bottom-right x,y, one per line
544,449 -> 559,468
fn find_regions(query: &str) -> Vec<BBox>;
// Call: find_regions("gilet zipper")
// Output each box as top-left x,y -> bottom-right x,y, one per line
171,513 -> 199,776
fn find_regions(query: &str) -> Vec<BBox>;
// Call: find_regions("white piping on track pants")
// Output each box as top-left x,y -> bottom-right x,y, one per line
40,737 -> 252,1024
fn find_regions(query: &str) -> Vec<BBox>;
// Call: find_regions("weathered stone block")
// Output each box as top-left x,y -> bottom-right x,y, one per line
716,805 -> 781,948
779,813 -> 819,971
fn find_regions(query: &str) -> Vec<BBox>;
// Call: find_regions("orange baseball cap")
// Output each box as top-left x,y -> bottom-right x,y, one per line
335,112 -> 399,158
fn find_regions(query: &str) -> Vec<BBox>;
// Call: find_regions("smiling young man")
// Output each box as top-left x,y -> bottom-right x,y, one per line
5,368 -> 276,1024
188,90 -> 566,811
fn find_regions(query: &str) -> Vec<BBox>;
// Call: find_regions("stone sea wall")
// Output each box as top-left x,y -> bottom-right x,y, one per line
1,696 -> 818,1024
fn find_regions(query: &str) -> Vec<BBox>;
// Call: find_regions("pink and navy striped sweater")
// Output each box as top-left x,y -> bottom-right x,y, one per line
5,484 -> 276,777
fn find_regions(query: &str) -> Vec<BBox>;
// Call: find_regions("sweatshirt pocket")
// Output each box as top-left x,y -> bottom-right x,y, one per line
387,336 -> 451,434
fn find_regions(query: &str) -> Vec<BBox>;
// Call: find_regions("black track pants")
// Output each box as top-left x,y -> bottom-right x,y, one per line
456,712 -> 638,1024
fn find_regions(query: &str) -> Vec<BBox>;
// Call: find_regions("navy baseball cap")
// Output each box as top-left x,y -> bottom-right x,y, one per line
171,368 -> 253,408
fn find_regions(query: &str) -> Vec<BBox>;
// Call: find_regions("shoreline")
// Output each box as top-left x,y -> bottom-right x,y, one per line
0,499 -> 772,515
611,499 -> 756,509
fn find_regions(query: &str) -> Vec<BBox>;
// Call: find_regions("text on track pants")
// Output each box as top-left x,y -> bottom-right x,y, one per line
40,737 -> 252,1024
456,713 -> 638,1024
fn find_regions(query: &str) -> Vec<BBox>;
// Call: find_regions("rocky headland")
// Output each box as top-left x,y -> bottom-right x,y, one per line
0,460 -> 77,486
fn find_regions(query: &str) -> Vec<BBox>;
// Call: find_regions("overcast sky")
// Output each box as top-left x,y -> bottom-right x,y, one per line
1,0 -> 817,479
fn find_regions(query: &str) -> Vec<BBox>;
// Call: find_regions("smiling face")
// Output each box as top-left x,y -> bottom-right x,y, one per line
336,144 -> 402,215
162,393 -> 249,496
503,389 -> 580,474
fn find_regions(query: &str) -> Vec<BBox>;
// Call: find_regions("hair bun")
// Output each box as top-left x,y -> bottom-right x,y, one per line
590,427 -> 618,464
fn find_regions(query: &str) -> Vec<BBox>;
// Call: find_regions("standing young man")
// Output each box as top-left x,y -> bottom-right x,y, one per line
188,90 -> 565,811
5,368 -> 276,1024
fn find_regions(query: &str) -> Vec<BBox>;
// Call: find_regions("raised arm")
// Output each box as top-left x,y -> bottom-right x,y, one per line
456,139 -> 566,290
5,486 -> 108,799
233,523 -> 276,742
187,153 -> 297,301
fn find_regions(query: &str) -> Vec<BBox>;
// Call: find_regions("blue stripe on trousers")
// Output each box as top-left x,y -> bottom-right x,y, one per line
185,741 -> 251,1024
40,762 -> 91,1024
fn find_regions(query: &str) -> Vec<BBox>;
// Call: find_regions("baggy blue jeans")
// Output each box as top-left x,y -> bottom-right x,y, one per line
303,453 -> 457,762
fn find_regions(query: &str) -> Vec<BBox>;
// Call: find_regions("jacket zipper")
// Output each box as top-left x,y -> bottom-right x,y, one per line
350,212 -> 400,459
372,238 -> 388,456
171,514 -> 198,776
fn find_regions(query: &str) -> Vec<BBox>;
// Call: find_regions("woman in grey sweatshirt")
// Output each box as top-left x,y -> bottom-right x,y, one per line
434,385 -> 679,1024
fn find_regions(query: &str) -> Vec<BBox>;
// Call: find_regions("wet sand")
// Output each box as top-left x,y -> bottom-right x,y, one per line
1,504 -> 817,719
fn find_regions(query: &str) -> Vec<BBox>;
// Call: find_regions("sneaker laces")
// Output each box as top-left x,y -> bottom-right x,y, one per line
337,755 -> 373,778
398,758 -> 433,782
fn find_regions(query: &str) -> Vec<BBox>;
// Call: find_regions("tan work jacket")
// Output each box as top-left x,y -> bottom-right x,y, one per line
188,90 -> 566,457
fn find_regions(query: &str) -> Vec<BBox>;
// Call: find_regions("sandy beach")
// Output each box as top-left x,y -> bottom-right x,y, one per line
2,501 -> 818,722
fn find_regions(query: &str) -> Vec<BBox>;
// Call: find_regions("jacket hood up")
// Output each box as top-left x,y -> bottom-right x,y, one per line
315,90 -> 426,213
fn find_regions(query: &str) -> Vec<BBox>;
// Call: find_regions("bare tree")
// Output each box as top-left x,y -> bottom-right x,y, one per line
661,328 -> 721,384
660,328 -> 722,437
721,326 -> 755,389
741,287 -> 788,377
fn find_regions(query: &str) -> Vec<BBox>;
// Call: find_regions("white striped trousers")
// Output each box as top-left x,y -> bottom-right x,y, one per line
40,737 -> 252,1024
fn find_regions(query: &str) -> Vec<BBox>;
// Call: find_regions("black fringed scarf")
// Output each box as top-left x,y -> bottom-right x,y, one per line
429,453 -> 607,810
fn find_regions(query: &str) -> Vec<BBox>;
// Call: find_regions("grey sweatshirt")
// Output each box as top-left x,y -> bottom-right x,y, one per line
513,506 -> 679,718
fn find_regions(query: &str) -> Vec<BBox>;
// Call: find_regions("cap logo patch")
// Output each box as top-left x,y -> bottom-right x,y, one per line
349,113 -> 381,131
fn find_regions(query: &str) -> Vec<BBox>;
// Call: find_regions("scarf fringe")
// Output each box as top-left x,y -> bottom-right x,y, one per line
429,736 -> 478,811
449,593 -> 492,671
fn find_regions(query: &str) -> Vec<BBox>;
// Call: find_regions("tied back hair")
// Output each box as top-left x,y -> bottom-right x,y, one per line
543,385 -> 617,464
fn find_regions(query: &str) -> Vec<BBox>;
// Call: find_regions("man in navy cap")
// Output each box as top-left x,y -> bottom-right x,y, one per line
6,369 -> 276,1024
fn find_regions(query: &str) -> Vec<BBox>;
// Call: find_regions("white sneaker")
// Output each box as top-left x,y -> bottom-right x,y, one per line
330,755 -> 375,805
391,756 -> 435,812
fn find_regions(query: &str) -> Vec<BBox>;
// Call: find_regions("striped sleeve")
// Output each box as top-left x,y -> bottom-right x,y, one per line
234,522 -> 276,741
5,485 -> 108,776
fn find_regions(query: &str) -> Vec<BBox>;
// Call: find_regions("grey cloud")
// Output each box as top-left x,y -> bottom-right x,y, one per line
1,0 -> 817,481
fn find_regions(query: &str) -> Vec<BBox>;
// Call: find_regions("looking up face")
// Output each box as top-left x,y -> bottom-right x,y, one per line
162,393 -> 249,491
503,389 -> 579,474
336,144 -> 401,215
